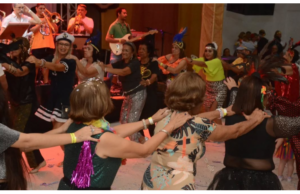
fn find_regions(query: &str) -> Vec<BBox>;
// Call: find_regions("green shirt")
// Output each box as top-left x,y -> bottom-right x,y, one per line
108,20 -> 131,38
192,57 -> 225,82
58,123 -> 122,190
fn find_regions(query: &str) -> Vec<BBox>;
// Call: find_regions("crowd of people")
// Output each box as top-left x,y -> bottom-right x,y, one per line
0,3 -> 300,190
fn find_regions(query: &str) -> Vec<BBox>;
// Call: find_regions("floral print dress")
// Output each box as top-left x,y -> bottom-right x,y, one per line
141,114 -> 216,190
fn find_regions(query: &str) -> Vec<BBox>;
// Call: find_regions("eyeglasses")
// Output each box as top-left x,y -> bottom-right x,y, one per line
205,49 -> 213,53
58,43 -> 70,47
16,6 -> 24,9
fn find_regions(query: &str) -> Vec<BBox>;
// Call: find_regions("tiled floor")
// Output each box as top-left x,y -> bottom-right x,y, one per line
24,134 -> 299,190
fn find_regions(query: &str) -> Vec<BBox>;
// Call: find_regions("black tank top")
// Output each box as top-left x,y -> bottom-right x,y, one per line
224,115 -> 276,171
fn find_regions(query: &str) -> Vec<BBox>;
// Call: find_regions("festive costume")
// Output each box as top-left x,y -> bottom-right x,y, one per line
192,44 -> 227,109
141,114 -> 216,190
112,58 -> 146,142
58,119 -> 122,190
157,28 -> 187,86
268,40 -> 300,189
275,138 -> 295,160
77,32 -> 104,83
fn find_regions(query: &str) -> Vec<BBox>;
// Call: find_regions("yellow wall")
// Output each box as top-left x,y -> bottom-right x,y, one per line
101,4 -> 134,49
178,4 -> 203,58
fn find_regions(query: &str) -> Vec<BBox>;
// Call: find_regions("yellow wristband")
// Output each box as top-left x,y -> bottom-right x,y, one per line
148,117 -> 154,125
70,133 -> 77,144
222,108 -> 227,117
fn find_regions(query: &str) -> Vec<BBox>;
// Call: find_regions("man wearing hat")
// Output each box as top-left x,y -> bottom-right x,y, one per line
26,32 -> 77,170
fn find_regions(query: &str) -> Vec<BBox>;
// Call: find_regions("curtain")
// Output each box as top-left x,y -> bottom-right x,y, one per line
178,4 -> 202,58
200,4 -> 224,57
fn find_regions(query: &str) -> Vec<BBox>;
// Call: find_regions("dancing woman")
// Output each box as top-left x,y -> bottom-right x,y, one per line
26,32 -> 78,171
156,28 -> 188,86
76,33 -> 104,83
98,42 -> 146,143
0,83 -> 103,190
141,72 -> 268,190
56,80 -> 191,190
138,42 -> 159,137
186,42 -> 226,124
208,56 -> 300,190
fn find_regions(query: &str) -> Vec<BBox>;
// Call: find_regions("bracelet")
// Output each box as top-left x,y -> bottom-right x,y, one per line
40,59 -> 46,68
159,129 -> 170,137
216,108 -> 224,119
222,108 -> 227,117
148,117 -> 154,125
70,133 -> 77,143
142,119 -> 147,129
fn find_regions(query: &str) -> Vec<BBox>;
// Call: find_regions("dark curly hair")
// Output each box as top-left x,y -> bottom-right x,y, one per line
165,72 -> 206,111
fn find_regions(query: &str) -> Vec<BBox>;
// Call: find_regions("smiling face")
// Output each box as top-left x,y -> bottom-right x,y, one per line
138,44 -> 149,59
57,40 -> 71,55
122,44 -> 133,60
204,48 -> 214,60
83,45 -> 93,58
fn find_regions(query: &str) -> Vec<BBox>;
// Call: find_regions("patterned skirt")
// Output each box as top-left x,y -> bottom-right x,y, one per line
275,138 -> 295,160
120,89 -> 147,142
203,80 -> 227,109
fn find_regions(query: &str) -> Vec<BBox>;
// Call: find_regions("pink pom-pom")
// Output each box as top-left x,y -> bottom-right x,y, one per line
70,141 -> 94,188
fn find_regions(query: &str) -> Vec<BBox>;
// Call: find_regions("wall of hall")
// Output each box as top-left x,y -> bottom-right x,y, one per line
222,4 -> 300,54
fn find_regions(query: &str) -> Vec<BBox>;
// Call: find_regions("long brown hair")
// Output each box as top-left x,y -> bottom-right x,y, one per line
0,84 -> 28,190
11,37 -> 30,64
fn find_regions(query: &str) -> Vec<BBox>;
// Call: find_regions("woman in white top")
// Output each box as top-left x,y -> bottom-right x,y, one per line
76,34 -> 104,83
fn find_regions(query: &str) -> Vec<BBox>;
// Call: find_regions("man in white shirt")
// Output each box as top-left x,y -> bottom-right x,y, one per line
67,4 -> 94,35
0,4 -> 41,38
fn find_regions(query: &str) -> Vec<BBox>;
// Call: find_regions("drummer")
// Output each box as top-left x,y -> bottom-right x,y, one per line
30,3 -> 58,84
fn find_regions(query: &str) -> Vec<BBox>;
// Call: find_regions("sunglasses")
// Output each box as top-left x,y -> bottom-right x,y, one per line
205,49 -> 213,53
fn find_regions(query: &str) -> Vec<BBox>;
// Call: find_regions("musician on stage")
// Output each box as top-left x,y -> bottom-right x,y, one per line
67,4 -> 94,35
105,7 -> 131,88
30,4 -> 58,84
0,4 -> 41,38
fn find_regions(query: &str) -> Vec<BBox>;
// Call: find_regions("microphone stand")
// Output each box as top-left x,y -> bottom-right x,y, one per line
146,27 -> 172,56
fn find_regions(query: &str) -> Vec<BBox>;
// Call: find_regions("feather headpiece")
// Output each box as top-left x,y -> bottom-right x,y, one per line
173,27 -> 187,49
85,31 -> 101,53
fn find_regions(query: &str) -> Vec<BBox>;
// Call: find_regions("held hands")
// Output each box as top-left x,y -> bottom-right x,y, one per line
224,77 -> 238,90
243,108 -> 271,124
74,126 -> 104,143
97,61 -> 105,70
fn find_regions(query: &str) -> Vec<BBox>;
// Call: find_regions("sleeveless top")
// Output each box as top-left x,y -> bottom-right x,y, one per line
225,115 -> 276,171
58,122 -> 122,189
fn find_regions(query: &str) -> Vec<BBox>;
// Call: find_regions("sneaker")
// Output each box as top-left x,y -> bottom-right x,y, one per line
278,176 -> 283,181
287,177 -> 292,182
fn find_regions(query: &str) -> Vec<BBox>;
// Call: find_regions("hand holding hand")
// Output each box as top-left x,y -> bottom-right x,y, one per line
26,56 -> 38,64
120,39 -> 127,44
74,126 -> 104,143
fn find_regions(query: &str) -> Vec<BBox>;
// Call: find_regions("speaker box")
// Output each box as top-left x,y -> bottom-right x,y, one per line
226,4 -> 275,15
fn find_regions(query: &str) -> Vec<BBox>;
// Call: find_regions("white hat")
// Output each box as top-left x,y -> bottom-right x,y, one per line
55,32 -> 75,44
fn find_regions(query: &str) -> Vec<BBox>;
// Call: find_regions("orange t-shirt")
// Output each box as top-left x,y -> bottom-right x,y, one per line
31,18 -> 55,50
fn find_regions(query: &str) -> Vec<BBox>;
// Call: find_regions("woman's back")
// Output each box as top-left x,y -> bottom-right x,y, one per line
58,122 -> 122,190
225,115 -> 276,171
142,115 -> 214,190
